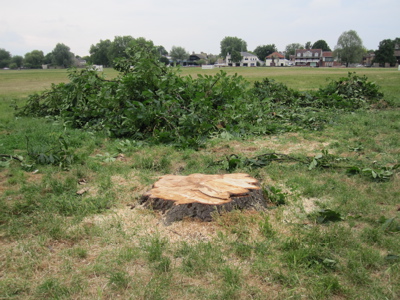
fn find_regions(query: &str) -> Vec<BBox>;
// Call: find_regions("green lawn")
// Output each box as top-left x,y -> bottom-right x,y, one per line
0,67 -> 399,299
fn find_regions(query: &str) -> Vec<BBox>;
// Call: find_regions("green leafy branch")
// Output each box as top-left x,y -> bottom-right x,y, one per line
212,150 -> 399,182
25,135 -> 76,170
17,42 -> 386,149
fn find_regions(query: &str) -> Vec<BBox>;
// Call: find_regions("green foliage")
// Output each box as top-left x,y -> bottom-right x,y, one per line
108,35 -> 136,63
253,44 -> 277,61
308,150 -> 345,170
0,48 -> 11,68
312,40 -> 331,51
212,148 -> 399,183
317,72 -> 384,108
89,39 -> 112,66
309,209 -> 344,224
220,36 -> 247,58
334,30 -> 364,66
24,50 -> 44,69
51,43 -> 74,68
361,166 -> 399,182
116,139 -> 146,153
374,38 -> 398,66
169,45 -> 189,62
263,186 -> 287,206
285,43 -> 304,59
11,55 -> 23,68
26,135 -> 76,169
229,50 -> 243,64
17,42 -> 386,149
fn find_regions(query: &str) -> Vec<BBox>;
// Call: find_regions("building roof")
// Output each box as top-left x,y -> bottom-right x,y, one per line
266,52 -> 285,59
240,52 -> 258,57
189,53 -> 207,60
322,51 -> 333,57
296,49 -> 323,54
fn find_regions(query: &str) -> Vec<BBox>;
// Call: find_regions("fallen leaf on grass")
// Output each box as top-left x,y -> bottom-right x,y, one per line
76,188 -> 89,195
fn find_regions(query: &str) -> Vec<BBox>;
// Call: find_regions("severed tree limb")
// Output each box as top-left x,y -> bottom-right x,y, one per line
0,154 -> 23,162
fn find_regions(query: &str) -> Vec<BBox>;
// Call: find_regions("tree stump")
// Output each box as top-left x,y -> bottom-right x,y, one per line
139,173 -> 267,225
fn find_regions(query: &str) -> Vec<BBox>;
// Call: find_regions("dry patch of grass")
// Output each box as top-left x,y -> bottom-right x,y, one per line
209,133 -> 333,158
85,206 -> 220,245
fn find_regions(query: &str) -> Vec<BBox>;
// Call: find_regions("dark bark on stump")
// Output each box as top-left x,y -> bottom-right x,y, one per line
139,173 -> 267,225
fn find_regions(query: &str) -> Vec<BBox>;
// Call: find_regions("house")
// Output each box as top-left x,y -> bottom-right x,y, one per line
294,49 -> 323,67
73,57 -> 87,67
320,51 -> 341,67
265,52 -> 290,67
225,52 -> 260,67
362,52 -> 375,67
294,49 -> 341,67
188,52 -> 208,65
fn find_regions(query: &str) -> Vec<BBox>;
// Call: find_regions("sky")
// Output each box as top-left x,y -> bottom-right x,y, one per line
1,0 -> 399,57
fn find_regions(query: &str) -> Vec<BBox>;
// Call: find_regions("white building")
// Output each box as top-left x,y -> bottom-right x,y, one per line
225,52 -> 260,67
265,52 -> 291,67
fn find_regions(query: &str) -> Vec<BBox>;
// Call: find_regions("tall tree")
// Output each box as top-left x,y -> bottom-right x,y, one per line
373,38 -> 398,66
44,52 -> 53,65
230,50 -> 243,64
305,41 -> 312,49
0,48 -> 11,68
109,36 -> 136,63
207,54 -> 218,65
253,44 -> 277,61
334,30 -> 364,67
156,45 -> 168,56
169,46 -> 189,63
24,50 -> 44,68
11,55 -> 23,68
89,39 -> 112,66
156,45 -> 169,65
285,43 -> 304,59
220,36 -> 247,58
312,40 -> 331,51
51,43 -> 74,68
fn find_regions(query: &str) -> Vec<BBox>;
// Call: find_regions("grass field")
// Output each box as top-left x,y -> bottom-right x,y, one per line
1,67 -> 399,299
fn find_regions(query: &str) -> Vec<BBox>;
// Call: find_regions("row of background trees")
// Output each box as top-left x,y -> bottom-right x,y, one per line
1,30 -> 399,69
0,43 -> 77,69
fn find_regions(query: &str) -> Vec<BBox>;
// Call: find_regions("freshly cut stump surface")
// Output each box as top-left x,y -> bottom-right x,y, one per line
139,173 -> 267,225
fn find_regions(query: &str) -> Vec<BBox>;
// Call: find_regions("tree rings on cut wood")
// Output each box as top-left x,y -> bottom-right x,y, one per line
139,173 -> 267,225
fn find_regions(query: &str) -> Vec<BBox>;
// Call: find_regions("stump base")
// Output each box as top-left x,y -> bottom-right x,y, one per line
139,173 -> 267,225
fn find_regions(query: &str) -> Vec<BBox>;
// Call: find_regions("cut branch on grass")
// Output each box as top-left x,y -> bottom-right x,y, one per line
211,151 -> 399,181
0,154 -> 23,162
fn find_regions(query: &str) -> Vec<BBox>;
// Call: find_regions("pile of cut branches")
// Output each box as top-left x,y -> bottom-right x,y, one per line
17,39 -> 385,148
